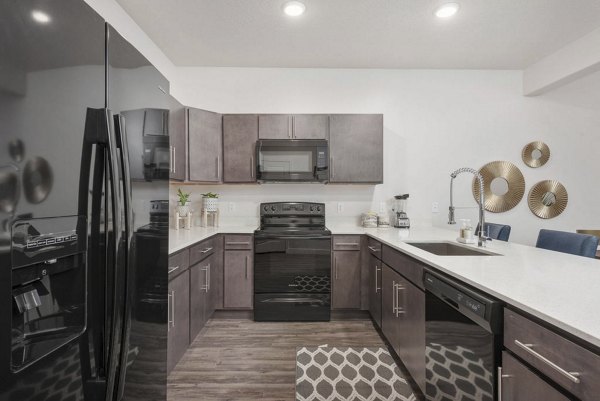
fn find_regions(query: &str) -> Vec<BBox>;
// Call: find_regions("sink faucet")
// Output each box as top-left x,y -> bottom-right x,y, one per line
448,167 -> 487,247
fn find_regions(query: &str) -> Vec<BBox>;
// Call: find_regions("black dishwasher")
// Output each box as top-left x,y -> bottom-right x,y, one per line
424,272 -> 503,401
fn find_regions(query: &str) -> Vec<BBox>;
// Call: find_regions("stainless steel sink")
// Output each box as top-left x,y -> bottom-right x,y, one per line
406,241 -> 499,256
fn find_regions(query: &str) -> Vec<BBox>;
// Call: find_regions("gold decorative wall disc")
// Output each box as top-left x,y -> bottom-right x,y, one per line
522,141 -> 550,168
528,180 -> 568,219
472,161 -> 525,213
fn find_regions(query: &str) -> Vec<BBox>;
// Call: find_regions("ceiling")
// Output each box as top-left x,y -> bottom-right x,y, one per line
116,0 -> 600,69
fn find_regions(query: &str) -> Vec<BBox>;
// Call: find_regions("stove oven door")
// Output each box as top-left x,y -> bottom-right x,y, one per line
254,235 -> 331,321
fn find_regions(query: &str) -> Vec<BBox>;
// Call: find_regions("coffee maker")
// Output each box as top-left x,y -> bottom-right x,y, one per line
392,194 -> 410,228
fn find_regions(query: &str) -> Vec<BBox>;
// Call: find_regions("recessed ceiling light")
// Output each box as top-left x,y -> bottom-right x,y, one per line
435,3 -> 460,19
32,10 -> 51,24
283,1 -> 306,17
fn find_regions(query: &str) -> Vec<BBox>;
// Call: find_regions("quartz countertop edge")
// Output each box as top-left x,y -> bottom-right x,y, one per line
168,224 -> 600,349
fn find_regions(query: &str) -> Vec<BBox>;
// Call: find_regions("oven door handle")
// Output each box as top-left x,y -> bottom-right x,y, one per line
260,297 -> 325,304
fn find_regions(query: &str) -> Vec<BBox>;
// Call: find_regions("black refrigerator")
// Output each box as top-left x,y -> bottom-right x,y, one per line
0,1 -> 178,400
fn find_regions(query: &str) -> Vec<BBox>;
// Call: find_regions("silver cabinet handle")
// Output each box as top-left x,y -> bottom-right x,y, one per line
375,265 -> 381,292
368,246 -> 379,252
216,156 -> 220,179
394,283 -> 405,317
392,280 -> 396,313
497,366 -> 512,401
201,265 -> 210,292
288,116 -> 293,138
251,157 -> 254,178
513,340 -> 581,383
334,256 -> 338,279
336,242 -> 359,247
168,265 -> 180,274
226,241 -> 251,246
167,291 -> 173,331
172,146 -> 176,174
200,247 -> 213,254
245,256 -> 249,279
292,115 -> 296,139
170,290 -> 175,328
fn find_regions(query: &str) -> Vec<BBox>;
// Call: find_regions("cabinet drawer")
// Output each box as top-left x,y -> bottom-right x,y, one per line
500,351 -> 570,401
366,237 -> 382,259
332,235 -> 361,251
224,234 -> 253,250
168,249 -> 189,280
504,308 -> 600,400
190,236 -> 216,265
382,245 -> 424,290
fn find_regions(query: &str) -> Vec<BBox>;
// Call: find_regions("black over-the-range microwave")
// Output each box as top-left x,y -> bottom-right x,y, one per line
256,139 -> 329,183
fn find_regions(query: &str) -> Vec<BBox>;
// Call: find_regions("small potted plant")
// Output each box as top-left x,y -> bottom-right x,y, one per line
176,188 -> 191,217
201,192 -> 219,212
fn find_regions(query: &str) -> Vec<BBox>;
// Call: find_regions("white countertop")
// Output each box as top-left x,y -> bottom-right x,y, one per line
169,223 -> 600,349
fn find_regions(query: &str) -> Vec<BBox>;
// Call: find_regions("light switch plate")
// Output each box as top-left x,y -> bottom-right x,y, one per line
228,202 -> 235,213
432,202 -> 439,213
337,202 -> 344,213
379,201 -> 386,213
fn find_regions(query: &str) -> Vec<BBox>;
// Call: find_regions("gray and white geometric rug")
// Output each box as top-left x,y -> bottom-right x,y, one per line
296,346 -> 416,401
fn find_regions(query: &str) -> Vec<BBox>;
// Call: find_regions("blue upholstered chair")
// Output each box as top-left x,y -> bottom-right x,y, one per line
535,229 -> 599,258
475,223 -> 511,242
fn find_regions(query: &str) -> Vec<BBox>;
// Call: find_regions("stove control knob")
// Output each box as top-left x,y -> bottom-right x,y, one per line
271,206 -> 276,212
316,206 -> 322,212
263,205 -> 269,212
310,205 -> 315,212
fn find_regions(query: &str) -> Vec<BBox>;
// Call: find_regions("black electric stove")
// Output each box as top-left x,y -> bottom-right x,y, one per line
254,202 -> 331,321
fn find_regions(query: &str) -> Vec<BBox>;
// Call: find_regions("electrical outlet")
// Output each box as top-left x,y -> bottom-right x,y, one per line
228,202 -> 235,213
432,202 -> 439,213
337,202 -> 344,213
379,201 -> 386,213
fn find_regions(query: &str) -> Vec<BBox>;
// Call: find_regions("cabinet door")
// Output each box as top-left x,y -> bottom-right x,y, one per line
188,108 -> 222,182
398,278 -> 426,393
209,235 -> 224,311
224,250 -> 253,308
223,114 -> 258,182
258,114 -> 291,139
167,270 -> 190,374
381,264 -> 402,351
169,105 -> 186,180
189,261 -> 209,342
368,254 -> 382,328
501,352 -> 570,401
329,114 -> 383,183
332,250 -> 361,309
293,115 -> 329,139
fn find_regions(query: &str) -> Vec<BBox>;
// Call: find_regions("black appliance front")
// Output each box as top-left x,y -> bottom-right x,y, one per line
0,1 -> 105,400
0,2 -> 172,401
256,139 -> 329,182
424,272 -> 503,401
254,235 -> 331,321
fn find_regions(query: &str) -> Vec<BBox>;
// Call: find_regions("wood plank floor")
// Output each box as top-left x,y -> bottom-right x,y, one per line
167,316 -> 385,401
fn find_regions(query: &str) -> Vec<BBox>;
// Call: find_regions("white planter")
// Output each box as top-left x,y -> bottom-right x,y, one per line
202,197 -> 218,212
176,201 -> 191,217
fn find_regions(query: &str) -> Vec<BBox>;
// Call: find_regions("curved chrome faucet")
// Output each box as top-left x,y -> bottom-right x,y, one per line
449,167 -> 486,247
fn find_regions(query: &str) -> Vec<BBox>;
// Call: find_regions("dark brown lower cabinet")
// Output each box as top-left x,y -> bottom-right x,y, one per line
500,352 -> 570,401
368,253 -> 382,327
381,263 -> 425,393
332,250 -> 361,309
224,250 -> 253,308
167,269 -> 190,374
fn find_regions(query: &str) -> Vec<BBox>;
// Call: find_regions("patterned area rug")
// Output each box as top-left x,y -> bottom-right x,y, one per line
296,346 -> 416,401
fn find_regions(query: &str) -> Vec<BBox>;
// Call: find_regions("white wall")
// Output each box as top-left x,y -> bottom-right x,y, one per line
170,67 -> 600,245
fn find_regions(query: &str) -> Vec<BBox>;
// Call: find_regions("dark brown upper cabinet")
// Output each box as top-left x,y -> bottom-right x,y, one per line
188,108 -> 222,182
222,114 -> 258,183
329,114 -> 383,183
258,114 -> 329,140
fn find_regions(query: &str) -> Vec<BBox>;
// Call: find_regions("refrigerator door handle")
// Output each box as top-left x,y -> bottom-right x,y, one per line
103,108 -> 126,401
113,113 -> 135,400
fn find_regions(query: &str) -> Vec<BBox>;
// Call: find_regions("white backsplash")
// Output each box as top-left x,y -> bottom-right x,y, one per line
169,183 -> 389,228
